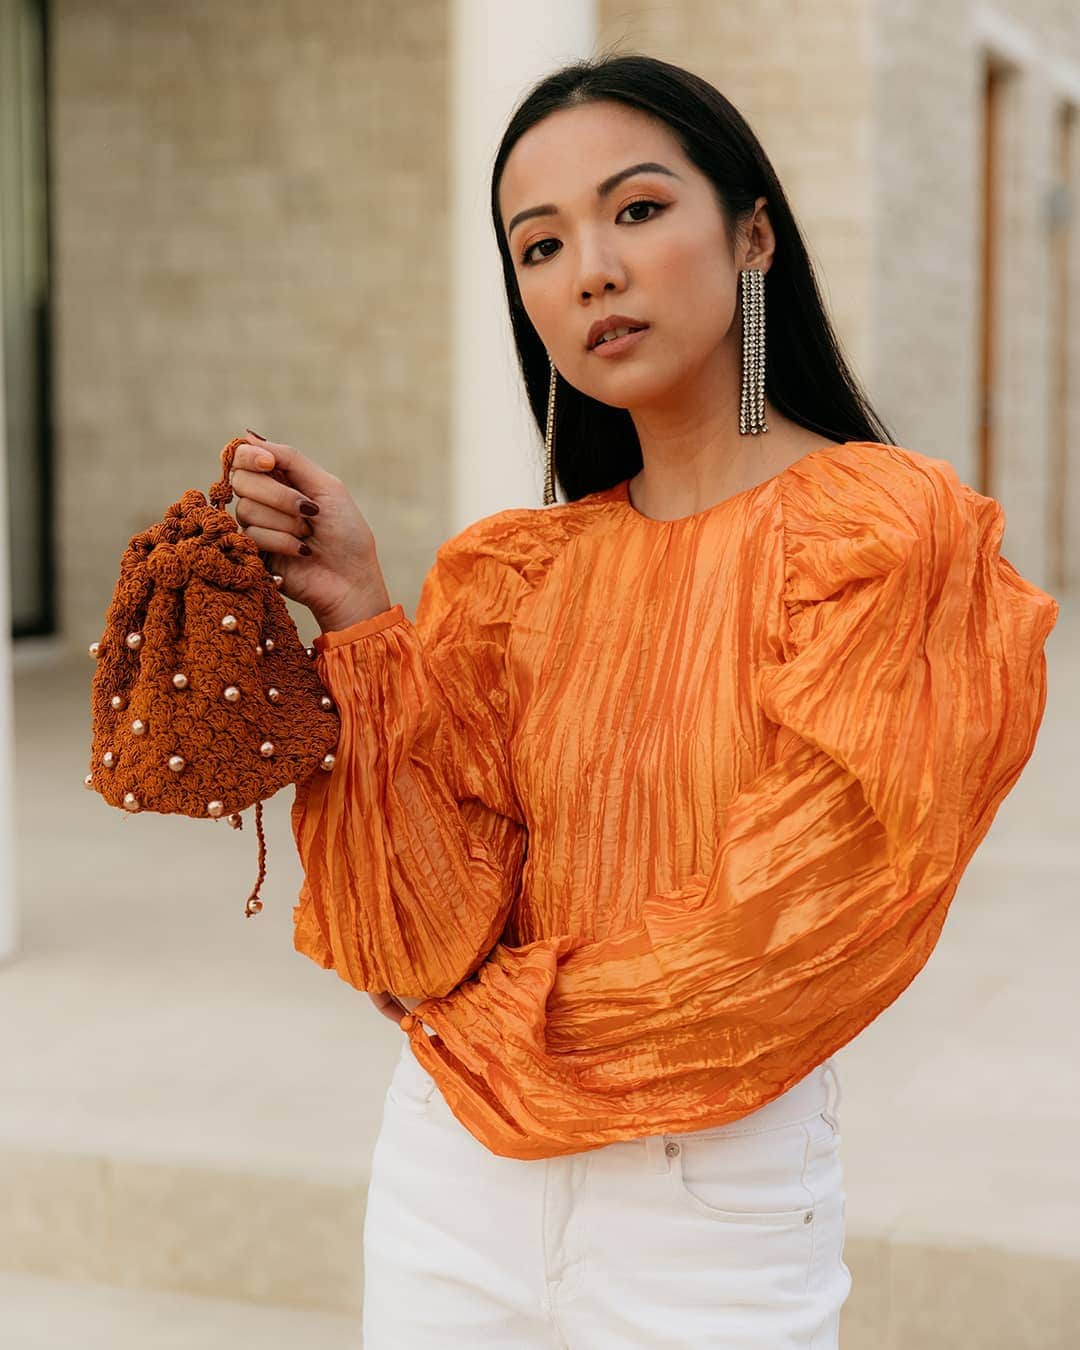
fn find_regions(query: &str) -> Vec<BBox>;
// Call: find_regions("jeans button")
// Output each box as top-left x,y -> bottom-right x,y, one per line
664,1141 -> 680,1158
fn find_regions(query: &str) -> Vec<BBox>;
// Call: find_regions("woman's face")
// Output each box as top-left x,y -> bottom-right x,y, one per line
498,99 -> 769,412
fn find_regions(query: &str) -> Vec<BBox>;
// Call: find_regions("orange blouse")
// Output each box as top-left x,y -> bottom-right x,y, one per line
290,441 -> 1058,1160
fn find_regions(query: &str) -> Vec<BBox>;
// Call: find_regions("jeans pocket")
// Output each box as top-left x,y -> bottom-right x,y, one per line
386,1041 -> 438,1115
665,1118 -> 818,1226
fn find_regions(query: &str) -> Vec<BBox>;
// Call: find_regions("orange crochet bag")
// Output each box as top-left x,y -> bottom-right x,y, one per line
85,436 -> 340,915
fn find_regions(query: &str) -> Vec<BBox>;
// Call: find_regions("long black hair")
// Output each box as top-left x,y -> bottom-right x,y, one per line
489,52 -> 897,502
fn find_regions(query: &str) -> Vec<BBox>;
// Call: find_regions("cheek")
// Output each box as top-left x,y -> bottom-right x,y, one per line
516,276 -> 562,347
650,234 -> 735,330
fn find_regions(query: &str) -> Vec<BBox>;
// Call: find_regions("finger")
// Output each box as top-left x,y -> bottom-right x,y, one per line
368,992 -> 407,1024
236,434 -> 335,499
237,516 -> 313,544
230,467 -> 319,520
239,524 -> 313,558
232,443 -> 278,474
235,497 -> 315,538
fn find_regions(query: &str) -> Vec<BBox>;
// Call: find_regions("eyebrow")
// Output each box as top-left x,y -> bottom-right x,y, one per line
505,161 -> 682,241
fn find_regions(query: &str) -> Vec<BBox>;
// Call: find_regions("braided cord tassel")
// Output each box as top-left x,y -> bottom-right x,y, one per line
244,800 -> 267,917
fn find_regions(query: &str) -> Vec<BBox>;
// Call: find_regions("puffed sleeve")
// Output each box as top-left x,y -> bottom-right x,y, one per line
403,446 -> 1059,1158
289,510 -> 548,999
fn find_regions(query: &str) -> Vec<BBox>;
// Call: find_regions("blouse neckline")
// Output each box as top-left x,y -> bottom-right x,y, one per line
601,439 -> 867,525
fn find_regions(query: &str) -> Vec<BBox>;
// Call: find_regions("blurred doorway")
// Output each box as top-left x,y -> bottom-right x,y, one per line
0,0 -> 54,637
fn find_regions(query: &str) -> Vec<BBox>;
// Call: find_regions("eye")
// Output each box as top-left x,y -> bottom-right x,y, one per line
615,197 -> 667,228
519,198 -> 669,266
520,237 -> 559,267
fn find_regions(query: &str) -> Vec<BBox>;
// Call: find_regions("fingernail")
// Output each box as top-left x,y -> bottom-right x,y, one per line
299,542 -> 313,556
256,453 -> 275,469
245,427 -> 267,441
298,500 -> 319,516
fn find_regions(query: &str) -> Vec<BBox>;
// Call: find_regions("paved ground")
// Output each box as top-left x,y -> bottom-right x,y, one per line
3,593 -> 1077,1346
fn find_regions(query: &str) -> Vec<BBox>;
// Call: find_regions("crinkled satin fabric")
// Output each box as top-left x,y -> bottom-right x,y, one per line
290,441 -> 1058,1160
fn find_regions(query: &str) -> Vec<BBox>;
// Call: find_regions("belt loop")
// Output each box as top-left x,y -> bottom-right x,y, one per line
644,1134 -> 671,1174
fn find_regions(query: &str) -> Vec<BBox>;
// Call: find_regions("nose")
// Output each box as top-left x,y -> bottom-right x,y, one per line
576,234 -> 626,301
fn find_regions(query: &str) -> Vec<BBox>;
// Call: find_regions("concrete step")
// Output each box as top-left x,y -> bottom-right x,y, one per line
4,1175 -> 1077,1349
839,1234 -> 1080,1348
0,1143 -> 368,1315
0,1270 -> 362,1350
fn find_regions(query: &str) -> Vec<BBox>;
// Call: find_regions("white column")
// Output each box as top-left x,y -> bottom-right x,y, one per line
450,0 -> 597,533
0,200 -> 16,963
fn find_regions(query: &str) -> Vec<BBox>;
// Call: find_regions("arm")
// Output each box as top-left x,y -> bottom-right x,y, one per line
290,518 -> 539,1000
403,450 -> 1059,1155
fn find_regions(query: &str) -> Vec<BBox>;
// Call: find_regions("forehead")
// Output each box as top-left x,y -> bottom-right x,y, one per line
499,101 -> 684,227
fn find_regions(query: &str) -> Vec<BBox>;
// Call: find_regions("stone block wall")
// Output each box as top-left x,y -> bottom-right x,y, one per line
873,0 -> 1080,588
50,0 -> 450,647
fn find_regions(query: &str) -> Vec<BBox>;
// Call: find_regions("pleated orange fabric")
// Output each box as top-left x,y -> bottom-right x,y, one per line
290,441 -> 1058,1160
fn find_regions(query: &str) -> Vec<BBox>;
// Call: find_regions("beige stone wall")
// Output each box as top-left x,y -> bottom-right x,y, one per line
869,0 -> 986,487
50,0 -> 449,648
873,0 -> 1080,588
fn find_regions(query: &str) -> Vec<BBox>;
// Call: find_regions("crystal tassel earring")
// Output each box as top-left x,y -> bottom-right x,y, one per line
543,354 -> 557,505
739,267 -> 769,436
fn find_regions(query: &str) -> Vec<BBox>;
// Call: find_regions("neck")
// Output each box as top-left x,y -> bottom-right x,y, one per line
627,390 -> 816,520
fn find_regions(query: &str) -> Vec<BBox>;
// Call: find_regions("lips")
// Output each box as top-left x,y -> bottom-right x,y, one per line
587,314 -> 650,350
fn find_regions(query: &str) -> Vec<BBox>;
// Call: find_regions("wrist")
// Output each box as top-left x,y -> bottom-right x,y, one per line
313,576 -> 392,635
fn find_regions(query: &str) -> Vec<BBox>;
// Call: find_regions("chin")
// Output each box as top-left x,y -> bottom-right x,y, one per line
611,372 -> 685,413
583,367 -> 676,411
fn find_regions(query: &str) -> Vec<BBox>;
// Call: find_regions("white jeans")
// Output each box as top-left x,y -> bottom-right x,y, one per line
362,1032 -> 852,1348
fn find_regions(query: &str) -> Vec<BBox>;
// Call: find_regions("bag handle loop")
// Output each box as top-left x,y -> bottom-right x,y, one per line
208,438 -> 246,509
210,436 -> 292,511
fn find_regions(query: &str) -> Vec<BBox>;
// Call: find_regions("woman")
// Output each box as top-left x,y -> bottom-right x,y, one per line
228,53 -> 1057,1350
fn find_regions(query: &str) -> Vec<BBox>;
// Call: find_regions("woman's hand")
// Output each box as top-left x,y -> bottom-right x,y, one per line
229,432 -> 392,634
367,991 -> 425,1025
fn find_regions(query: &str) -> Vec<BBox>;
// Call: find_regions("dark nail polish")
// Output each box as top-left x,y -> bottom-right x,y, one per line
299,542 -> 313,556
298,500 -> 319,516
245,427 -> 267,441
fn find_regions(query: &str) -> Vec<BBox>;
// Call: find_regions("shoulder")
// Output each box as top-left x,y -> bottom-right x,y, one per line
433,493 -> 614,591
778,441 -> 994,600
782,441 -> 976,528
419,494 -> 613,628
